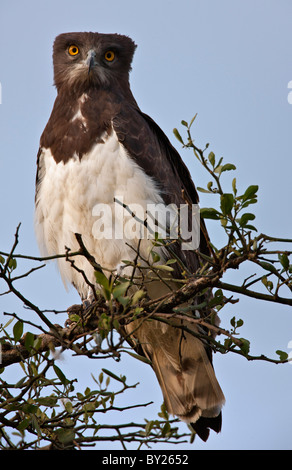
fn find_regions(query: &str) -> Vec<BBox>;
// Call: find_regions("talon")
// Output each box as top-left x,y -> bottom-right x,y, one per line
67,303 -> 83,315
66,304 -> 83,327
82,299 -> 91,309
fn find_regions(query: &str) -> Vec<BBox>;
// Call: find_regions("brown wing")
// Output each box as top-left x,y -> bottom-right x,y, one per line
113,104 -> 211,276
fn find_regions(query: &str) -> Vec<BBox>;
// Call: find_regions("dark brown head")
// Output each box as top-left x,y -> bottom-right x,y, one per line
52,32 -> 137,94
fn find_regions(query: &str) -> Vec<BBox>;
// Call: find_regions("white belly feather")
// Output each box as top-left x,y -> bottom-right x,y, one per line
35,129 -> 165,298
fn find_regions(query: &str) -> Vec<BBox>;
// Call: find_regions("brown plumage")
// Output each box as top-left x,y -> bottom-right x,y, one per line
35,32 -> 225,442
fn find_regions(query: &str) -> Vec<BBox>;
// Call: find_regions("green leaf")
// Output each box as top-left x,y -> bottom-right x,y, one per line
17,417 -> 31,431
259,261 -> 278,274
230,316 -> 236,327
14,377 -> 27,388
208,151 -> 215,167
242,185 -> 259,202
214,289 -> 223,299
220,193 -> 234,216
13,321 -> 23,343
102,368 -> 125,383
33,337 -> 42,352
125,350 -> 152,365
162,421 -> 171,437
98,312 -> 111,338
65,401 -> 73,413
261,275 -> 273,292
173,128 -> 184,144
95,271 -> 111,299
238,213 -> 256,227
145,420 -> 155,436
24,332 -> 35,352
209,289 -> 224,307
220,217 -> 228,228
113,318 -> 120,330
232,177 -> 237,195
278,253 -> 289,270
95,270 -> 110,289
53,365 -> 69,386
112,281 -> 130,299
154,264 -> 174,272
197,187 -> 211,193
8,258 -> 17,271
239,338 -> 250,355
158,402 -> 169,420
224,338 -> 233,349
241,198 -> 258,208
200,207 -> 221,220
214,157 -> 223,174
31,415 -> 42,437
98,372 -> 104,384
244,224 -> 258,232
221,163 -> 236,172
118,296 -> 131,307
69,313 -> 80,323
131,289 -> 145,305
151,251 -> 161,263
56,428 -> 75,445
166,258 -> 177,265
189,113 -> 198,127
3,318 -> 14,329
276,350 -> 289,361
22,403 -> 39,414
36,396 -> 58,407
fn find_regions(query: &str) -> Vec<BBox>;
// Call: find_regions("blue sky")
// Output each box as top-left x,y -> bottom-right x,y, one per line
1,0 -> 292,450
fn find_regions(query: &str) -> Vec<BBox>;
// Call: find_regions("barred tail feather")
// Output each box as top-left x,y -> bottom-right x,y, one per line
124,318 -> 225,441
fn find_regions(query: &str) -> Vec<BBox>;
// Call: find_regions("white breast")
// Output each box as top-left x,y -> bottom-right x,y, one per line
35,129 -> 165,298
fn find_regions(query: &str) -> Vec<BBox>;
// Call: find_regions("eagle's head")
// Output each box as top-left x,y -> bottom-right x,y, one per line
52,32 -> 137,93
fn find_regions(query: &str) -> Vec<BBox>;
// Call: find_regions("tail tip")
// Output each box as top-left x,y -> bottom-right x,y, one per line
189,412 -> 222,442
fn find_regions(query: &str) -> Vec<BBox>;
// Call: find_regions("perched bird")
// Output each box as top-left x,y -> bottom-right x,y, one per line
35,32 -> 225,441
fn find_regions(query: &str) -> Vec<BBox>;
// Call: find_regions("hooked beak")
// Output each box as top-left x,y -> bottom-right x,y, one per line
87,50 -> 96,74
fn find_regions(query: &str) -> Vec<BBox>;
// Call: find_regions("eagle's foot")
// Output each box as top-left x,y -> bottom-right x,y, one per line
65,303 -> 84,328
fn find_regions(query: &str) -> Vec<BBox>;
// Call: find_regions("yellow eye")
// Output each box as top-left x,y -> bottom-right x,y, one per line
68,45 -> 79,56
104,50 -> 115,62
